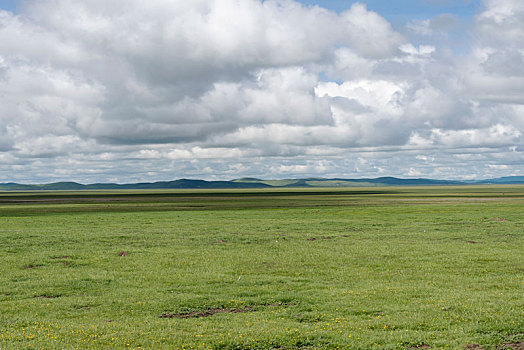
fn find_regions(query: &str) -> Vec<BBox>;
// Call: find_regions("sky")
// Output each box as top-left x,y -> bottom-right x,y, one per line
0,0 -> 522,183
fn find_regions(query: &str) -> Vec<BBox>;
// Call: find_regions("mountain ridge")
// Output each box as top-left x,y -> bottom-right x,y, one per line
1,176 -> 523,191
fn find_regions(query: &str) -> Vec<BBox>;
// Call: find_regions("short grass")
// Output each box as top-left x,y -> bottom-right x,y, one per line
0,186 -> 523,349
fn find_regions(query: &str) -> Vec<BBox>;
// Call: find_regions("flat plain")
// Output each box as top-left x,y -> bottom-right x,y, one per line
0,186 -> 523,349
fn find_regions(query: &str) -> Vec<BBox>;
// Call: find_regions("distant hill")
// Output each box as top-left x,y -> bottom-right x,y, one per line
475,176 -> 524,184
234,177 -> 464,187
0,179 -> 270,191
1,176 -> 523,191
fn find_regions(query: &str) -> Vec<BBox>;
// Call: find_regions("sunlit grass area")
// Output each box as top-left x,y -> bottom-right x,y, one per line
0,186 -> 523,349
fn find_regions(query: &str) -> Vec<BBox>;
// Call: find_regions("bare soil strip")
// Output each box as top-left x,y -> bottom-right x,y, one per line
161,307 -> 253,319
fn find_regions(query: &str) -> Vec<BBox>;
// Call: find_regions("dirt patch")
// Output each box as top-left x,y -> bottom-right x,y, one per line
161,306 -> 253,319
465,345 -> 486,350
35,294 -> 60,299
23,265 -> 36,269
466,240 -> 479,244
402,343 -> 430,349
307,236 -> 333,241
491,217 -> 508,221
267,302 -> 296,307
63,261 -> 71,266
118,251 -> 128,257
499,342 -> 524,350
51,256 -> 71,259
215,240 -> 226,244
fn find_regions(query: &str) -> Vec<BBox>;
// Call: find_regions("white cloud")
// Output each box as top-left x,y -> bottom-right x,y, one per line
0,1 -> 522,182
488,164 -> 509,170
460,0 -> 524,105
339,3 -> 404,58
476,0 -> 524,46
399,44 -> 436,57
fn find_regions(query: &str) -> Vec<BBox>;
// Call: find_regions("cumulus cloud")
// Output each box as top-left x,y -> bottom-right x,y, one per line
475,0 -> 524,46
462,0 -> 524,104
0,0 -> 522,182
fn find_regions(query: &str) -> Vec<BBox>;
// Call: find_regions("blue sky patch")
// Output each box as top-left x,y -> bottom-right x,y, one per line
0,0 -> 17,13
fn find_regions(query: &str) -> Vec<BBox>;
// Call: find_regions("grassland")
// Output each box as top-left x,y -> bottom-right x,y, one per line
0,186 -> 523,349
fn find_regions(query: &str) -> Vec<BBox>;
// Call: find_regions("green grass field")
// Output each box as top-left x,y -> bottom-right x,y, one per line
0,186 -> 523,349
